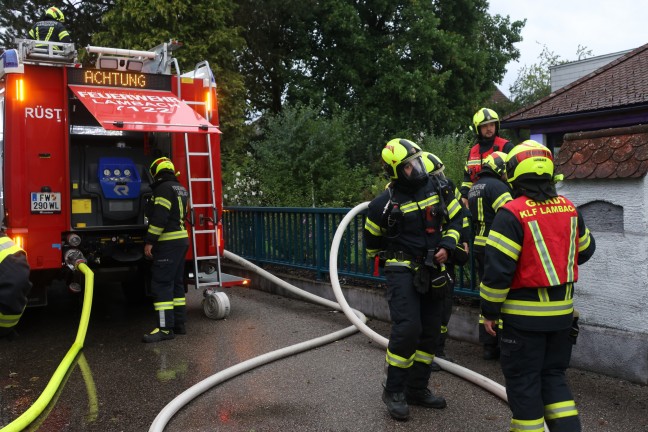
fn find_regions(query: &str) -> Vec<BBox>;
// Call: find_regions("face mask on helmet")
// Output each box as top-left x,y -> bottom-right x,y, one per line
505,141 -> 554,184
396,155 -> 428,186
381,138 -> 422,180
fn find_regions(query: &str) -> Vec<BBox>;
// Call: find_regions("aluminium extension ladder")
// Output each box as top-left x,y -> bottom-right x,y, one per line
182,61 -> 222,294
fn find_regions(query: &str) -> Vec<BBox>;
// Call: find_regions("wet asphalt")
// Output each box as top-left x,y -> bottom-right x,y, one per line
1,280 -> 646,432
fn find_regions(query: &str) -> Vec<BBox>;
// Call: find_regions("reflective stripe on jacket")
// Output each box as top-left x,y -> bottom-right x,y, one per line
146,174 -> 189,244
460,136 -> 512,196
505,196 -> 580,288
479,194 -> 595,331
0,236 -> 32,330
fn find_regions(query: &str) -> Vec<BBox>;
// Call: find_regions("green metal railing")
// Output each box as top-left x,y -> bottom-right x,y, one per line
223,206 -> 479,297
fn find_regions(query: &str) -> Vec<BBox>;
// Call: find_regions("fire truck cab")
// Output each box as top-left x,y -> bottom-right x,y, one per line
0,39 -> 242,315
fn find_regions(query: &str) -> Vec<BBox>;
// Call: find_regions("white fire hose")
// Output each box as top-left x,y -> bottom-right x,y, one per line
150,202 -> 522,432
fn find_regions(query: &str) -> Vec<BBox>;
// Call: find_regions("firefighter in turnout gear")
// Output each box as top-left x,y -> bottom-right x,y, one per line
422,152 -> 470,371
480,140 -> 596,432
460,108 -> 514,207
468,151 -> 512,360
28,6 -> 71,46
364,139 -> 463,421
0,232 -> 32,340
143,157 -> 189,343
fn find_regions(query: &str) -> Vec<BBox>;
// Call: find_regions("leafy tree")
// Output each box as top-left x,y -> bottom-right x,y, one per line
0,0 -> 113,53
419,132 -> 473,188
250,104 -> 373,207
508,44 -> 594,109
234,0 -> 316,117
236,0 -> 524,167
92,0 -> 247,149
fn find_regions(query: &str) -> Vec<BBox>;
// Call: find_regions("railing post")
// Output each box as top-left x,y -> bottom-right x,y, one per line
254,211 -> 265,261
315,212 -> 325,280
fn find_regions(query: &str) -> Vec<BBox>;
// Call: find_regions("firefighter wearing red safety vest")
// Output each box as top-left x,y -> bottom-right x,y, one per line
468,151 -> 512,360
364,139 -> 463,421
142,157 -> 189,343
460,108 -> 514,207
480,140 -> 595,432
0,233 -> 32,341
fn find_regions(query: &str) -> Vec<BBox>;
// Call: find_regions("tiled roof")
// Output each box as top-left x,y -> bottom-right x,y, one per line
555,125 -> 648,179
489,87 -> 510,104
505,43 -> 648,122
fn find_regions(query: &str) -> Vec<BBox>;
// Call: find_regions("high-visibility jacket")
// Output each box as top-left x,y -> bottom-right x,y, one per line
28,20 -> 71,45
467,172 -> 512,251
460,137 -> 513,198
480,194 -> 595,331
0,235 -> 32,333
364,177 -> 463,269
145,172 -> 189,245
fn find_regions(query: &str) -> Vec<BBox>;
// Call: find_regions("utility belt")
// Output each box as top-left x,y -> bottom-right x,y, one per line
381,250 -> 450,298
381,250 -> 426,264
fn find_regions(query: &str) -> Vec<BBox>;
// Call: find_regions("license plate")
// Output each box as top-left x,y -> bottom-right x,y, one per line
31,192 -> 61,213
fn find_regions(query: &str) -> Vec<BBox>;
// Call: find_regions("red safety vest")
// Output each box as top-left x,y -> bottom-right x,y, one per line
505,196 -> 580,289
466,136 -> 509,182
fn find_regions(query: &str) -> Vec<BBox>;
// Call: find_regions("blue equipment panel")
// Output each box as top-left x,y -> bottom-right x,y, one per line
98,157 -> 141,199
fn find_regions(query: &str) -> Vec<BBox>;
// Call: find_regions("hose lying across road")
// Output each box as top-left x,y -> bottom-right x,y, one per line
150,201 -> 513,432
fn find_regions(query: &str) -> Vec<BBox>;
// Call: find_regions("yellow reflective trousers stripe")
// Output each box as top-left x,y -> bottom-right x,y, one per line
545,400 -> 578,420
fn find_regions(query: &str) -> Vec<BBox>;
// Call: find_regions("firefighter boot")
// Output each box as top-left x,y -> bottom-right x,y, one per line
383,365 -> 410,421
142,328 -> 175,343
405,362 -> 447,409
382,390 -> 409,421
173,324 -> 186,335
405,388 -> 447,409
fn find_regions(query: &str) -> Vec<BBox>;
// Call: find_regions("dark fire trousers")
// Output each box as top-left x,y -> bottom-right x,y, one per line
384,266 -> 443,393
500,324 -> 581,432
151,240 -> 188,330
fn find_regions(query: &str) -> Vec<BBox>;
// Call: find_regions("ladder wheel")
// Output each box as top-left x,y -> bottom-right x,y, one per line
203,263 -> 217,274
202,291 -> 230,320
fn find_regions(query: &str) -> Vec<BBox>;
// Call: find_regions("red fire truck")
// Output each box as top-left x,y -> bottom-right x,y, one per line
0,39 -> 244,316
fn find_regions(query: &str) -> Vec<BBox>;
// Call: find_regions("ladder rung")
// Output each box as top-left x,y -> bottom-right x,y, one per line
195,255 -> 220,260
192,204 -> 214,208
197,281 -> 222,287
193,230 -> 216,234
188,152 -> 210,156
190,178 -> 211,182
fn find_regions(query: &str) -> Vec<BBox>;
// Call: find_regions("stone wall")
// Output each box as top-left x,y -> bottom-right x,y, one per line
555,177 -> 648,384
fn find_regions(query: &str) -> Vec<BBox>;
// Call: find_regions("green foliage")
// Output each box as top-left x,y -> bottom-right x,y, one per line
92,0 -> 247,149
418,132 -> 474,187
236,0 -> 525,164
245,104 -> 374,207
0,0 -> 113,51
508,44 -> 594,109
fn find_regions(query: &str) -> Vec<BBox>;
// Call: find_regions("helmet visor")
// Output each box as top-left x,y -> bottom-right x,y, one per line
399,155 -> 427,182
